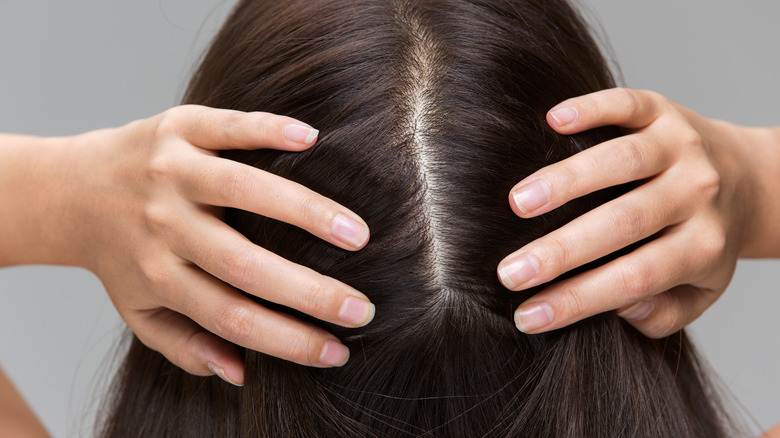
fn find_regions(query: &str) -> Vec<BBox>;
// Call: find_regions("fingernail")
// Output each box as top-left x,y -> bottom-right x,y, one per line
319,340 -> 350,367
284,124 -> 319,144
515,302 -> 554,333
617,300 -> 655,321
207,362 -> 242,387
512,181 -> 551,214
332,214 -> 369,248
498,254 -> 540,289
339,296 -> 376,326
549,107 -> 578,127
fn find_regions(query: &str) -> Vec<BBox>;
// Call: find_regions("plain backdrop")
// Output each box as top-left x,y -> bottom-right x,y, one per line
1,1 -> 778,436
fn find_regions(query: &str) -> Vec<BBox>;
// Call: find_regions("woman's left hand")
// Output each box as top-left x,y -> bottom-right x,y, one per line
497,88 -> 779,338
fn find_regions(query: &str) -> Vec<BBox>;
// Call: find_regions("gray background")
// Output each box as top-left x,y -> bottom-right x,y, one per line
0,1 -> 778,436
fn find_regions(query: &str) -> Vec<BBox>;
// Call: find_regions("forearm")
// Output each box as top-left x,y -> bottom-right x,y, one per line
735,124 -> 780,258
0,133 -> 72,267
0,366 -> 50,438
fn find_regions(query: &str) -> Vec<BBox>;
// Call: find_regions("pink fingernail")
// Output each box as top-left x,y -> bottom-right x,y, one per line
319,340 -> 350,367
338,296 -> 375,326
332,214 -> 369,248
512,181 -> 551,214
284,124 -> 319,144
515,302 -> 554,333
617,301 -> 655,321
498,254 -> 540,289
207,362 -> 242,387
549,107 -> 578,127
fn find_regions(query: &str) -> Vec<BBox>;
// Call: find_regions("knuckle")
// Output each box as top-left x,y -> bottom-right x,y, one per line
296,195 -> 326,226
616,139 -> 645,177
559,286 -> 588,319
681,127 -> 705,150
617,260 -> 653,300
615,87 -> 640,115
219,111 -> 246,146
139,258 -> 169,289
643,90 -> 667,109
299,279 -> 333,318
215,304 -> 256,343
154,107 -> 184,138
250,112 -> 277,139
555,163 -> 581,197
217,168 -> 250,205
611,204 -> 646,242
278,328 -> 316,365
147,150 -> 176,182
543,235 -> 575,272
698,226 -> 727,267
695,166 -> 722,200
221,250 -> 261,291
143,202 -> 172,234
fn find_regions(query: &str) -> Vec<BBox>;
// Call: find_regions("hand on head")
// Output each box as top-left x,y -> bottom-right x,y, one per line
499,87 -> 763,338
65,106 -> 373,385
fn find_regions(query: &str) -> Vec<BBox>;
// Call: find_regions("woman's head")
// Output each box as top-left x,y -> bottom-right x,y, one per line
100,1 -> 735,436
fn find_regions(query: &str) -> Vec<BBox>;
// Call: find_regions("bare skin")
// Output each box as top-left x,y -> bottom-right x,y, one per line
498,88 -> 780,338
763,423 -> 780,438
0,367 -> 49,438
0,106 -> 376,386
3,91 -> 779,434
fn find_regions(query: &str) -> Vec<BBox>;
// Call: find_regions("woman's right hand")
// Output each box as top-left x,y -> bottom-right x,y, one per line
499,88 -> 780,338
48,106 -> 374,385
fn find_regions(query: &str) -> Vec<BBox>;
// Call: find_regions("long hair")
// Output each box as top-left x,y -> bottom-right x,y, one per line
99,0 -> 736,436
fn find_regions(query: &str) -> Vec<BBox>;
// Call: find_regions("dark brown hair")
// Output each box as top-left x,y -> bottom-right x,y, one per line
99,0 -> 737,436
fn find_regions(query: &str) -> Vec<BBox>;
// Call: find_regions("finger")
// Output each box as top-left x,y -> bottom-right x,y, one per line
508,130 -> 674,217
511,227 -> 693,334
546,88 -> 665,134
165,265 -> 351,368
177,154 -> 369,250
499,172 -> 690,291
618,217 -> 732,337
170,210 -> 375,329
128,307 -> 245,385
618,284 -> 717,338
159,105 -> 319,151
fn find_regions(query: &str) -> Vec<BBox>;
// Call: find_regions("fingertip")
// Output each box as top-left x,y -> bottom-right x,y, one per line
618,299 -> 670,339
509,180 -> 551,217
622,291 -> 690,339
616,300 -> 655,322
508,188 -> 527,218
498,253 -> 541,291
514,301 -> 555,334
283,123 -> 319,149
198,333 -> 245,385
338,296 -> 376,327
318,339 -> 350,367
547,105 -> 579,131
546,110 -> 564,131
207,361 -> 244,387
332,213 -> 370,250
497,263 -> 517,290
215,347 -> 246,386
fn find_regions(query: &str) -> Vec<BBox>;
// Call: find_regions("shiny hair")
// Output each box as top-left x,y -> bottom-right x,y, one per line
99,0 -> 735,436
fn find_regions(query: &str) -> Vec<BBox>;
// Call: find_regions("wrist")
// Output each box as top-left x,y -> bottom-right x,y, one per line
0,134 -> 68,266
734,124 -> 780,257
40,128 -> 120,270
